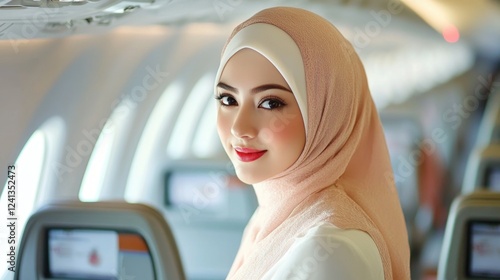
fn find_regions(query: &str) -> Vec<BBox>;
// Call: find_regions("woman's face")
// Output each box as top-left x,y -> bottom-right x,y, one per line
216,48 -> 306,184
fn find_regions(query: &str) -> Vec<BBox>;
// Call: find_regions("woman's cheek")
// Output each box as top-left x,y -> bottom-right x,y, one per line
217,111 -> 232,145
260,111 -> 304,145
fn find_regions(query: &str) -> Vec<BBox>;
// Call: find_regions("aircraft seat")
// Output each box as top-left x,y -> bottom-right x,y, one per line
14,201 -> 185,280
462,144 -> 500,193
380,113 -> 423,244
438,191 -> 500,280
476,88 -> 500,147
163,160 -> 258,280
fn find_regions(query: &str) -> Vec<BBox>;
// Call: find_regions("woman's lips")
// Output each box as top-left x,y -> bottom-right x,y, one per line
234,147 -> 267,162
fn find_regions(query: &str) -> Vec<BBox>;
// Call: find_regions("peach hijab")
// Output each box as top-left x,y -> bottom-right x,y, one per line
215,7 -> 410,280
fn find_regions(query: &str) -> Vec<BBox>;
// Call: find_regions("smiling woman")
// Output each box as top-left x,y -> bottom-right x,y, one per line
215,48 -> 306,185
213,6 -> 410,280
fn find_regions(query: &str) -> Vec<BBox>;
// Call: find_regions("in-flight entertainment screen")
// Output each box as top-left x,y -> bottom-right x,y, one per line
486,166 -> 500,192
467,221 -> 500,278
46,229 -> 155,280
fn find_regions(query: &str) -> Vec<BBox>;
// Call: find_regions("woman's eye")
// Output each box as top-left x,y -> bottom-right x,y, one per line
259,98 -> 285,110
217,95 -> 237,106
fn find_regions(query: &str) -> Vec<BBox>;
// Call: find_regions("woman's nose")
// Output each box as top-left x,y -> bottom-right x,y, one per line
231,105 -> 258,139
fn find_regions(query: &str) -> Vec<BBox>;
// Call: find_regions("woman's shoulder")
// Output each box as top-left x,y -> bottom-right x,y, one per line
264,223 -> 384,280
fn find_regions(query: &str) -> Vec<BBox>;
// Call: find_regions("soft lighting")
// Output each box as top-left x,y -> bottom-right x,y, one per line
125,82 -> 183,202
0,130 -> 46,275
79,117 -> 118,202
167,73 -> 214,159
442,25 -> 460,43
192,73 -> 220,158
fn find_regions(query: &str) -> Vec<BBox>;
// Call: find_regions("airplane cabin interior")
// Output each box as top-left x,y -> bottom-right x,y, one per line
1,0 -> 500,279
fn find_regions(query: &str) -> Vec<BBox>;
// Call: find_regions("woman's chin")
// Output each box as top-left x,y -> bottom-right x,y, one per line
234,168 -> 266,185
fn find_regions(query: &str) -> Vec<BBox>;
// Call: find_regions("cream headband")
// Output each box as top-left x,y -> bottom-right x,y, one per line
214,23 -> 308,131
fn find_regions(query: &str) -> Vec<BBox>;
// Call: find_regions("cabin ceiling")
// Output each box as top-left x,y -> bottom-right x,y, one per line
0,0 -> 499,59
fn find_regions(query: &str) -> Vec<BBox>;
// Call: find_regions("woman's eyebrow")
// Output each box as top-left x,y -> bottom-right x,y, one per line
217,82 -> 237,92
251,84 -> 292,94
217,82 -> 292,94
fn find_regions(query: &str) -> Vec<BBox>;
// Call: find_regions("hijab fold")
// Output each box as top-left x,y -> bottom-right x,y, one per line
215,7 -> 411,280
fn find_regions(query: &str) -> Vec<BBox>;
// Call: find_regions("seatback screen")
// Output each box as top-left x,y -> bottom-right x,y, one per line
467,221 -> 500,278
47,229 -> 155,280
486,166 -> 500,191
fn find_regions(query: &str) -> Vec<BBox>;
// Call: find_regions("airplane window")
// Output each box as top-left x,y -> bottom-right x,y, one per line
467,221 -> 500,279
79,121 -> 117,202
125,82 -> 183,202
167,73 -> 214,159
0,130 -> 46,274
79,97 -> 137,202
192,79 -> 221,159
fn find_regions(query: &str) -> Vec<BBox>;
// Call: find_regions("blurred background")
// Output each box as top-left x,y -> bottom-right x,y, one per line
1,0 -> 500,279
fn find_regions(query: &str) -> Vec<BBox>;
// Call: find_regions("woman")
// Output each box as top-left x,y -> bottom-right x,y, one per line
214,7 -> 410,280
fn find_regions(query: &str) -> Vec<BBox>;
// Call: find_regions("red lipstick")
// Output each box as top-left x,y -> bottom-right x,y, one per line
234,147 -> 267,162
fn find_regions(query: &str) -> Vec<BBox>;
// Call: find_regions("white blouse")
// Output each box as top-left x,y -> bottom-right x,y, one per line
262,223 -> 384,280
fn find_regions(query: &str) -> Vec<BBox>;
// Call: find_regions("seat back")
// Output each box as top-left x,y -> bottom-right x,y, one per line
476,88 -> 500,147
438,191 -> 500,280
164,160 -> 257,280
380,114 -> 422,231
15,201 -> 185,280
462,144 -> 500,193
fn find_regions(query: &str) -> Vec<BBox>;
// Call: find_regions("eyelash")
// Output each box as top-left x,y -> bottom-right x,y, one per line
215,94 -> 237,106
215,94 -> 287,110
